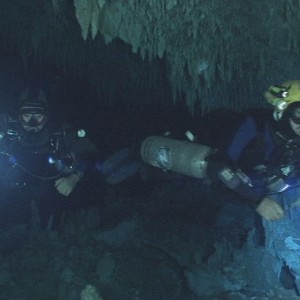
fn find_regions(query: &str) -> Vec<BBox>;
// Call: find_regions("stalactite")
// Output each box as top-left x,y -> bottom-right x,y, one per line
0,0 -> 299,113
71,0 -> 296,111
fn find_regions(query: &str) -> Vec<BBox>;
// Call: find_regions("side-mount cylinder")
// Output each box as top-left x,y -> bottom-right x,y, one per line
140,135 -> 212,179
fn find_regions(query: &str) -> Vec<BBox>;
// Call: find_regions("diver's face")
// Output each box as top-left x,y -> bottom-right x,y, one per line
289,118 -> 300,136
19,113 -> 47,132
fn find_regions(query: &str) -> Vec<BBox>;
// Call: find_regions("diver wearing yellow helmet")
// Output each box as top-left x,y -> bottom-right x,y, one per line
265,80 -> 300,133
142,80 -> 300,222
140,80 -> 300,294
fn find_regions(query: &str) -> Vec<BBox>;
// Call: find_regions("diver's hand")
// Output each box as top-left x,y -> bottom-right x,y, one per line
255,197 -> 284,221
55,173 -> 82,196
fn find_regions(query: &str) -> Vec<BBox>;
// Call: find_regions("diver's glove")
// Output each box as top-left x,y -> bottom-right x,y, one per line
54,172 -> 82,196
255,197 -> 284,221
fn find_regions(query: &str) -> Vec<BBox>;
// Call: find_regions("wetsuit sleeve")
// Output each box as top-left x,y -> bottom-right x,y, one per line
227,117 -> 258,162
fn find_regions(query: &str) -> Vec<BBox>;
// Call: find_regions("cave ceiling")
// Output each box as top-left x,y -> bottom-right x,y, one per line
1,0 -> 300,113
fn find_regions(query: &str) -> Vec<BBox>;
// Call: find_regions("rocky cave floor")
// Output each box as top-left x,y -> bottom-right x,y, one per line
0,174 -> 299,300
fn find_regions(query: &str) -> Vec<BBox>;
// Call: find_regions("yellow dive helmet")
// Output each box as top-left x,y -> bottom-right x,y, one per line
264,80 -> 300,120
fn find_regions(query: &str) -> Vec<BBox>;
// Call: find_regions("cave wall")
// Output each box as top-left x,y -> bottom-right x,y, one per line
1,0 -> 300,114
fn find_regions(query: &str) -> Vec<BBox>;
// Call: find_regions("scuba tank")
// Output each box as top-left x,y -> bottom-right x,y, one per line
140,135 -> 212,179
140,135 -> 300,196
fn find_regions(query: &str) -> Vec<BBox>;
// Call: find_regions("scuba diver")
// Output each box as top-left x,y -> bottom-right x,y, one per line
140,80 -> 300,220
0,87 -> 99,229
140,80 -> 300,293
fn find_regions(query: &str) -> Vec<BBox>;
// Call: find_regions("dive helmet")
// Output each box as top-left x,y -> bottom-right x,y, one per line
264,80 -> 300,121
18,88 -> 49,130
18,88 -> 48,115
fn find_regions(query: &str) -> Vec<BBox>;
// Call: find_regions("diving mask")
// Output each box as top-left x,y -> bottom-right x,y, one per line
19,112 -> 47,132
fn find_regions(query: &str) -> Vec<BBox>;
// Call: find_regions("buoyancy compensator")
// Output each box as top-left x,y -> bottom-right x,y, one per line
256,138 -> 300,194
